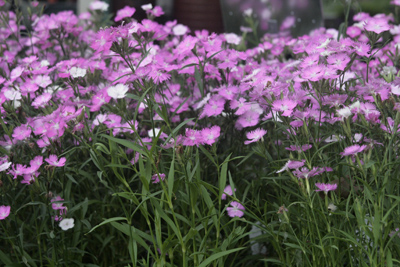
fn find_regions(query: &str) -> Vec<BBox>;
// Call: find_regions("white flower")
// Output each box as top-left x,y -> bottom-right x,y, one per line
224,33 -> 241,45
107,84 -> 129,99
141,3 -> 153,11
69,67 -> 86,78
59,218 -> 74,231
337,107 -> 352,119
89,1 -> 109,11
243,8 -> 253,16
4,89 -> 21,101
0,161 -> 12,172
392,85 -> 400,95
328,203 -> 337,212
173,24 -> 188,36
148,128 -> 161,138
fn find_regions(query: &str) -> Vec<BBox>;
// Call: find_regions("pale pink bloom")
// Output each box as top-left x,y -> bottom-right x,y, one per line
227,201 -> 245,218
392,0 -> 400,5
89,1 -> 109,11
201,126 -> 221,145
244,128 -> 267,145
32,93 -> 52,108
276,160 -> 305,173
0,206 -> 10,220
272,99 -> 297,117
364,18 -> 391,34
12,125 -> 32,141
115,6 -> 136,22
340,145 -> 367,157
315,183 -> 337,194
51,196 -> 66,210
45,155 -> 66,167
0,161 -> 12,172
224,33 -> 241,45
221,185 -> 236,200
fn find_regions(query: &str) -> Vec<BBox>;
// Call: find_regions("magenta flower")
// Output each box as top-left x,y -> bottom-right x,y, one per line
244,128 -> 267,145
45,155 -> 66,167
227,201 -> 245,218
182,129 -> 204,147
340,145 -> 367,157
151,173 -> 166,184
221,185 -> 236,200
114,6 -> 136,22
315,183 -> 337,194
0,205 -> 10,220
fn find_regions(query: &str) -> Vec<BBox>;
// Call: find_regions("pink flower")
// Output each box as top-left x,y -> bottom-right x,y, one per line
292,167 -> 320,179
51,196 -> 66,210
340,145 -> 367,157
327,53 -> 350,71
236,110 -> 260,129
315,183 -> 337,194
346,26 -> 361,38
364,18 -> 391,34
272,99 -> 297,117
45,155 -> 66,167
285,144 -> 312,152
244,128 -> 267,145
12,124 -> 32,141
115,6 -> 136,22
151,173 -> 166,184
32,93 -> 52,109
200,97 -> 225,118
276,160 -> 305,173
182,129 -> 204,146
201,126 -> 221,145
221,185 -> 236,200
227,201 -> 245,218
353,42 -> 370,57
0,205 -> 10,220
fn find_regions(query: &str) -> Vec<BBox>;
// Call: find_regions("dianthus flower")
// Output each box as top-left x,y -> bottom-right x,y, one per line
151,173 -> 166,184
115,6 -> 136,22
227,201 -> 245,218
244,128 -> 267,145
0,205 -> 10,220
315,183 -> 337,194
45,155 -> 66,167
221,185 -> 236,200
340,144 -> 367,157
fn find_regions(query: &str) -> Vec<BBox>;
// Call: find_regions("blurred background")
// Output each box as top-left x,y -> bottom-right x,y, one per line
13,0 -> 395,35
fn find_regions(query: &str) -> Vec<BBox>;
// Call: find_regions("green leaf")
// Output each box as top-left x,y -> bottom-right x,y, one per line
219,155 -> 231,200
197,247 -> 244,267
87,217 -> 127,234
101,134 -> 146,156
